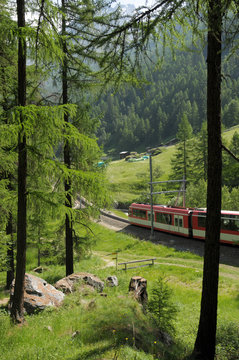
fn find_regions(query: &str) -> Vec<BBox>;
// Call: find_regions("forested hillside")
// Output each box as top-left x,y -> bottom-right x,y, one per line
96,48 -> 239,153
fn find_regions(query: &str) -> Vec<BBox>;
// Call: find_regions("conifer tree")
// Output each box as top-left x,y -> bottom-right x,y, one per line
223,131 -> 239,188
170,113 -> 193,183
61,0 -> 73,276
0,2 -> 17,289
10,0 -> 27,323
8,0 -> 76,323
53,0 -> 123,275
193,1 -> 222,358
191,121 -> 208,183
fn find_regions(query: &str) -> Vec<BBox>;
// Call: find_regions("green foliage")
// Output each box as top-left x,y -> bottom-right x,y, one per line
216,322 -> 239,360
0,232 -> 8,271
0,218 -> 239,359
147,277 -> 178,335
96,49 -> 207,152
170,113 -> 193,183
106,124 -> 239,206
186,180 -> 207,208
186,180 -> 239,210
191,121 -> 208,182
223,99 -> 239,128
177,113 -> 193,142
223,131 -> 239,188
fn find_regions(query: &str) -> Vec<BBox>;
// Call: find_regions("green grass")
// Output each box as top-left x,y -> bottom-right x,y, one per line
1,221 -> 238,360
222,125 -> 239,143
106,146 -> 175,203
109,209 -> 129,219
107,125 -> 239,204
1,126 -> 239,359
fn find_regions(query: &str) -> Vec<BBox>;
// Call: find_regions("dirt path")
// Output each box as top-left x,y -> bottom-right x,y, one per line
0,298 -> 9,306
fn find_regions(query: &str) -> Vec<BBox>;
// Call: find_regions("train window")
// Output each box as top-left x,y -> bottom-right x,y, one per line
198,215 -> 206,228
179,218 -> 183,227
156,213 -> 172,225
132,209 -> 147,219
175,218 -> 178,226
221,215 -> 239,231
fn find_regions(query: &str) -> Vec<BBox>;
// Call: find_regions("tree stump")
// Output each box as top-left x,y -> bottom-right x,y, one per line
129,276 -> 148,308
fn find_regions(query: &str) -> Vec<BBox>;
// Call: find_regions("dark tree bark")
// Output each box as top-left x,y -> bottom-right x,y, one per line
1,62 -> 16,290
10,0 -> 27,323
193,1 -> 222,359
6,212 -> 14,290
37,228 -> 41,267
62,0 -> 74,276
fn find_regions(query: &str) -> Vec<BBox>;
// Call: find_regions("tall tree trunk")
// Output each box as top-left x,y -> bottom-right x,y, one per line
6,212 -> 14,290
1,61 -> 15,290
62,0 -> 74,276
10,0 -> 27,324
193,1 -> 222,359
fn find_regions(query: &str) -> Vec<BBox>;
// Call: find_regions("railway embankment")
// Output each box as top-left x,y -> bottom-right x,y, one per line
99,211 -> 239,268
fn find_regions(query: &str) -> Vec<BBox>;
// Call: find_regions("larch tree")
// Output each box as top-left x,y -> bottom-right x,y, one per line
192,1 -> 222,358
61,0 -> 73,276
223,131 -> 239,188
191,121 -> 208,183
54,0 -> 123,275
0,1 -> 18,290
170,112 -> 193,184
8,0 -> 77,323
0,0 -> 100,323
10,0 -> 28,323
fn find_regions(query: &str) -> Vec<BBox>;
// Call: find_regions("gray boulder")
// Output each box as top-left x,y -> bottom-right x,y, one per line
106,275 -> 118,287
55,272 -> 104,294
9,273 -> 65,314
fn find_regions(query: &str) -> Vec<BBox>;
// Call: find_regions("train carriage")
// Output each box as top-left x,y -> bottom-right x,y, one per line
128,203 -> 192,237
191,209 -> 239,245
128,203 -> 239,245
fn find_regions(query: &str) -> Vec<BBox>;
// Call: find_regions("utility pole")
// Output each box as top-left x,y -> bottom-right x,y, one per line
149,154 -> 154,239
183,174 -> 186,208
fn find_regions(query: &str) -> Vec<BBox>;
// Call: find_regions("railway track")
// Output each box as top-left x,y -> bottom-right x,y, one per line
99,211 -> 239,268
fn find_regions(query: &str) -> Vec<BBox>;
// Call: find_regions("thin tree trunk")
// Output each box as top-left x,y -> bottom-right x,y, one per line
193,1 -> 222,359
6,212 -> 14,290
37,228 -> 41,267
203,137 -> 207,182
10,0 -> 27,324
62,0 -> 74,276
183,140 -> 186,183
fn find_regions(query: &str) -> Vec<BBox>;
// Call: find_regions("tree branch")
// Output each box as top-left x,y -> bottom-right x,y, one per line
222,143 -> 239,162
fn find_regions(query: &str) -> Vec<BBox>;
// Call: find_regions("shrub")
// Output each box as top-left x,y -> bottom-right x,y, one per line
147,277 -> 178,335
216,321 -> 239,360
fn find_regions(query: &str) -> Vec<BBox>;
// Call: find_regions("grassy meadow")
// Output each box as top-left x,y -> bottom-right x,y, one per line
107,125 -> 239,204
106,146 -> 175,204
0,222 -> 239,360
1,125 -> 239,359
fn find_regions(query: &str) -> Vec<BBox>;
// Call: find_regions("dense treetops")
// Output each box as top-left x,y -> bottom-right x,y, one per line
95,47 -> 239,153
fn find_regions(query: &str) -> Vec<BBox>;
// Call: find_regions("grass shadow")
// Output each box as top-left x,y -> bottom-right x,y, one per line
69,343 -> 113,360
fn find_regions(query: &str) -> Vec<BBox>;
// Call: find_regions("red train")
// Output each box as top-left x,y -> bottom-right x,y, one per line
128,203 -> 239,245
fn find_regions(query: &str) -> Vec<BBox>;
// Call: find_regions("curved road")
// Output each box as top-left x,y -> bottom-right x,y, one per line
99,213 -> 239,268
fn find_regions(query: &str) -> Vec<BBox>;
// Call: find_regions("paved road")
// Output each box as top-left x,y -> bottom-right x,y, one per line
100,214 -> 239,268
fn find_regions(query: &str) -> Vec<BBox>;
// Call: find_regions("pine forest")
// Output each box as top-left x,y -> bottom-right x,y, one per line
0,1 -> 239,360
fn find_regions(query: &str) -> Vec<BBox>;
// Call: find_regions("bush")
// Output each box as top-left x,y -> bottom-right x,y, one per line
216,321 -> 239,360
147,277 -> 178,335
